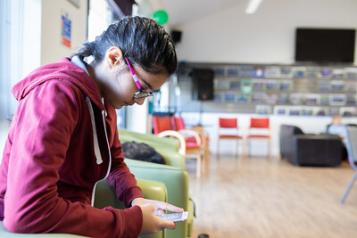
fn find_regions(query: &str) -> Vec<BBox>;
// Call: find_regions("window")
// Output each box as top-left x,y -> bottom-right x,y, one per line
0,0 -> 11,120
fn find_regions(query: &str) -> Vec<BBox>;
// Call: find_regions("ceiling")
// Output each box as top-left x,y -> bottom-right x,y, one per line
160,0 -> 247,27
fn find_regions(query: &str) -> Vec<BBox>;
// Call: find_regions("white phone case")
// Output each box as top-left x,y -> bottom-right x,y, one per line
158,211 -> 188,222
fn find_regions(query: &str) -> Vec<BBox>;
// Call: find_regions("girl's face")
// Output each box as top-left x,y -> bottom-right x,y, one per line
96,47 -> 169,109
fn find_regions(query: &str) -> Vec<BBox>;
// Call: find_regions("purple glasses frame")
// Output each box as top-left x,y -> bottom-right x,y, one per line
124,57 -> 155,99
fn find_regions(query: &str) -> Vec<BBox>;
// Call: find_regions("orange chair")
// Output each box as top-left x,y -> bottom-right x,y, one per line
174,116 -> 186,131
246,117 -> 271,157
152,115 -> 204,178
152,116 -> 175,134
217,117 -> 243,158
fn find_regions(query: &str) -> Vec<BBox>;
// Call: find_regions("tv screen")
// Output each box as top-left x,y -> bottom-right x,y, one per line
295,28 -> 356,63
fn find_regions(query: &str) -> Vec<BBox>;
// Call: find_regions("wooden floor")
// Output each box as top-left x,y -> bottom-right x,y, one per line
187,154 -> 357,238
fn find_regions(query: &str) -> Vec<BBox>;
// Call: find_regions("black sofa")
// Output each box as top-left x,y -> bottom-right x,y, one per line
280,124 -> 343,166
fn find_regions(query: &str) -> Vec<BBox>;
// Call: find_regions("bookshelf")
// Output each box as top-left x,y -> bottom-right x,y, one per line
176,62 -> 357,116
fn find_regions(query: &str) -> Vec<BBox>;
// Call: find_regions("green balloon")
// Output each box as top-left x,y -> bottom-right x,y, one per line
152,9 -> 169,25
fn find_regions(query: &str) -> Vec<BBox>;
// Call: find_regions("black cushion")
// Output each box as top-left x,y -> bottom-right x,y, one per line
122,141 -> 166,164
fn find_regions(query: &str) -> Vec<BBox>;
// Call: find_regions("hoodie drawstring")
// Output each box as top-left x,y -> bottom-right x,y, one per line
86,97 -> 113,206
86,97 -> 103,165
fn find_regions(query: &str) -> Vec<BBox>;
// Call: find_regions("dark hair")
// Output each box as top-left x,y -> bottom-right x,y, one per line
74,16 -> 177,75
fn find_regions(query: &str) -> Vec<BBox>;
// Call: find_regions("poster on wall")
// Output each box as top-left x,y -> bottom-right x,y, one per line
61,13 -> 72,48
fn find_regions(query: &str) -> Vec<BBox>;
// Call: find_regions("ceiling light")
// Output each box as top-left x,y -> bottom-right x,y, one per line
246,0 -> 263,14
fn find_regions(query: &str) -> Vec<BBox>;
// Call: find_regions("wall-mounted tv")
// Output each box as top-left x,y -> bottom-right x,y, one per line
295,28 -> 356,64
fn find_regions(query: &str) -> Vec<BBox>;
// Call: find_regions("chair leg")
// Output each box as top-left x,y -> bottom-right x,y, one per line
200,150 -> 205,174
242,139 -> 245,157
236,140 -> 239,158
340,172 -> 357,204
196,155 -> 201,178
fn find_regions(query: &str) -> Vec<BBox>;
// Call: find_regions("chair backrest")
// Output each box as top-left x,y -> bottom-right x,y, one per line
250,117 -> 270,129
174,116 -> 186,131
345,126 -> 357,170
327,124 -> 348,144
152,116 -> 175,134
280,124 -> 304,137
279,124 -> 303,159
218,118 -> 238,129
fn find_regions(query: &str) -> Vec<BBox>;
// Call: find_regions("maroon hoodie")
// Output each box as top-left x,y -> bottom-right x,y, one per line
0,58 -> 144,237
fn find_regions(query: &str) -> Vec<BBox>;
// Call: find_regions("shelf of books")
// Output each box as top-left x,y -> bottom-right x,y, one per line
178,62 -> 357,116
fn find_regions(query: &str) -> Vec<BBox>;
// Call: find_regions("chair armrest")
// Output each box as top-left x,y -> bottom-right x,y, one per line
0,223 -> 86,238
93,179 -> 167,209
137,179 -> 167,203
125,159 -> 189,211
157,130 -> 186,156
93,179 -> 167,238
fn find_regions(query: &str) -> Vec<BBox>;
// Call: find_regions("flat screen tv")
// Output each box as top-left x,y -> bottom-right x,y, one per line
295,28 -> 356,64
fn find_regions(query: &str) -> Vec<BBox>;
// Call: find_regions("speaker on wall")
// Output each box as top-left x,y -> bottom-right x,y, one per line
171,30 -> 182,44
191,68 -> 215,101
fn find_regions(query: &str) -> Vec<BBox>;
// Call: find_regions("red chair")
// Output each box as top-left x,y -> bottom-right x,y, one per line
217,118 -> 243,158
152,115 -> 204,178
174,116 -> 186,131
152,116 -> 175,135
246,117 -> 271,157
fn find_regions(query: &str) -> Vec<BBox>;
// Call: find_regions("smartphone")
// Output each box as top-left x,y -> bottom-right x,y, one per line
158,211 -> 188,222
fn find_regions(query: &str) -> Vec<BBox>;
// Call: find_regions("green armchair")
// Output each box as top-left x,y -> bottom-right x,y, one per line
0,179 -> 167,238
119,130 -> 195,238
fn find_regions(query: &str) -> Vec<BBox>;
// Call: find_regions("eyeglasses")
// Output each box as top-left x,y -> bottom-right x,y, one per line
124,57 -> 156,99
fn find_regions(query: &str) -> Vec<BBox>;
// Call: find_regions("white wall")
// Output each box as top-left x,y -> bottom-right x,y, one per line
41,0 -> 88,65
176,0 -> 357,64
22,0 -> 88,80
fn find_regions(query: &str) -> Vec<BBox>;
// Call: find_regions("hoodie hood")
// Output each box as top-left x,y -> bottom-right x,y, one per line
12,58 -> 104,110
